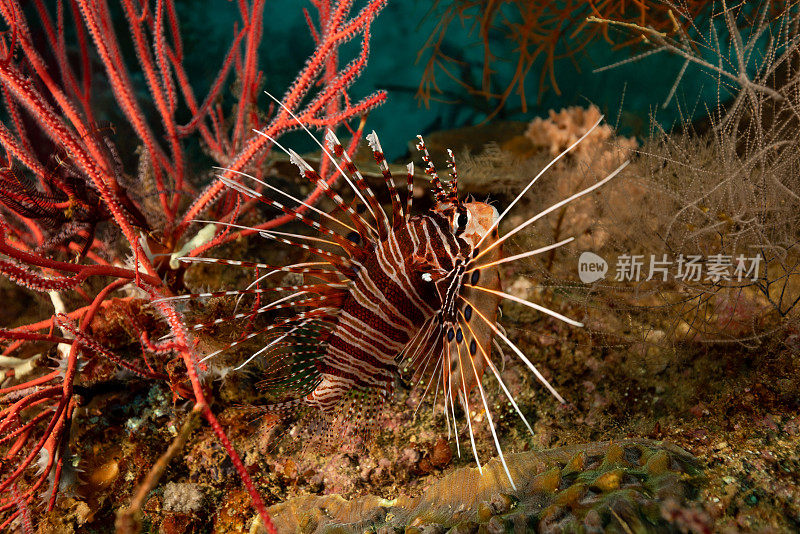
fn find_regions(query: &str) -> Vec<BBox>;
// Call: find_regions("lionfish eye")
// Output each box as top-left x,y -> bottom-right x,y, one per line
454,208 -> 469,234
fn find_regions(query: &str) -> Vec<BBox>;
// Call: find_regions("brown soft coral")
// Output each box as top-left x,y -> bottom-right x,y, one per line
518,105 -> 641,252
525,105 -> 637,174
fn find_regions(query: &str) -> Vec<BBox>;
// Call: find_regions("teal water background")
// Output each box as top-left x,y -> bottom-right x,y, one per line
174,2 -> 726,157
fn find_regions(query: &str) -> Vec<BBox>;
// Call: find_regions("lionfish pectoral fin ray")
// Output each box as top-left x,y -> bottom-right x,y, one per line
188,218 -> 351,262
200,330 -> 267,364
251,128 -> 377,241
429,359 -> 443,422
398,315 -> 445,418
471,284 -> 583,327
395,317 -> 432,374
192,289 -> 310,337
412,350 -> 441,419
324,129 -> 390,239
365,130 -> 404,223
258,228 -> 344,249
212,176 -> 360,255
259,90 -> 379,231
190,219 -> 346,253
199,308 -> 335,363
416,339 -> 447,419
257,354 -> 321,390
453,334 -> 482,473
151,283 -> 338,305
474,115 -> 606,252
444,348 -> 460,457
170,258 -> 333,314
233,316 -> 318,371
236,268 -> 299,315
233,333 -> 289,371
467,237 -> 575,272
235,261 -> 341,313
458,316 -> 517,490
458,309 -> 534,438
403,319 -> 447,418
259,396 -> 314,419
256,232 -> 352,270
214,166 -> 358,233
475,159 -> 630,263
178,257 -> 330,271
405,162 -> 414,221
459,295 -> 566,404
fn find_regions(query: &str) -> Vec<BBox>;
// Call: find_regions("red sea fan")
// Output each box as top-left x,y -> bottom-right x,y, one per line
0,0 -> 386,531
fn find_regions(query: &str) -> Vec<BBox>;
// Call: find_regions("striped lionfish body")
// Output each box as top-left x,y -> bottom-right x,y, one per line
305,174 -> 504,414
170,106 -> 629,484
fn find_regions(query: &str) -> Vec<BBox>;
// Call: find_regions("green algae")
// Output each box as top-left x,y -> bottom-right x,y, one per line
251,439 -> 703,533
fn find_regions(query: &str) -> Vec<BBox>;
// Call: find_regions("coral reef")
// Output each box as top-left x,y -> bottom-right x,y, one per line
252,440 -> 704,533
1,2 -> 798,532
162,482 -> 203,514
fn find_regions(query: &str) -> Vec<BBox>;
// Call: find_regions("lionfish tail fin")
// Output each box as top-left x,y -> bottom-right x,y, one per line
260,397 -> 307,417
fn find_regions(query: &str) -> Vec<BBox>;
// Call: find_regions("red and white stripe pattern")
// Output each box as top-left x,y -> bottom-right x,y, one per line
179,108 -> 626,486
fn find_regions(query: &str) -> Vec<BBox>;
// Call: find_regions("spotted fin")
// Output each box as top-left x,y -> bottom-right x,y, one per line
447,229 -> 502,401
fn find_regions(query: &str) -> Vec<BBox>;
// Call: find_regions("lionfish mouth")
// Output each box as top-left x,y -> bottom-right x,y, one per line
159,92 -> 629,488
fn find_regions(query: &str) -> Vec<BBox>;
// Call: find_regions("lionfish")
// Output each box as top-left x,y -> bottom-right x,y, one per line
164,101 -> 628,486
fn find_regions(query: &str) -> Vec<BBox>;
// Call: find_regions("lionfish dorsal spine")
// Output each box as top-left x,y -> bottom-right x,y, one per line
214,173 -> 361,259
280,143 -> 375,245
366,130 -> 404,225
415,135 -> 449,203
324,129 -> 390,240
445,148 -> 459,202
404,162 -> 414,222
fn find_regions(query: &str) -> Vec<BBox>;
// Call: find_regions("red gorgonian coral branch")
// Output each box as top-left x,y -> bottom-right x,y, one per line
0,0 -> 386,530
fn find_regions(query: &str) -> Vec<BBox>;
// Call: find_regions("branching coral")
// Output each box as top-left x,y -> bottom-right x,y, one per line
589,0 -> 799,110
448,1 -> 799,349
450,1 -> 799,352
591,1 -> 800,337
417,1 -> 798,120
416,0 -> 717,118
0,0 -> 386,531
511,3 -> 800,349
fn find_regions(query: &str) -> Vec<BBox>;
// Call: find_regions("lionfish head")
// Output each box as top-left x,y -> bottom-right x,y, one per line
450,200 -> 499,249
419,138 -> 500,252
433,184 -> 499,250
